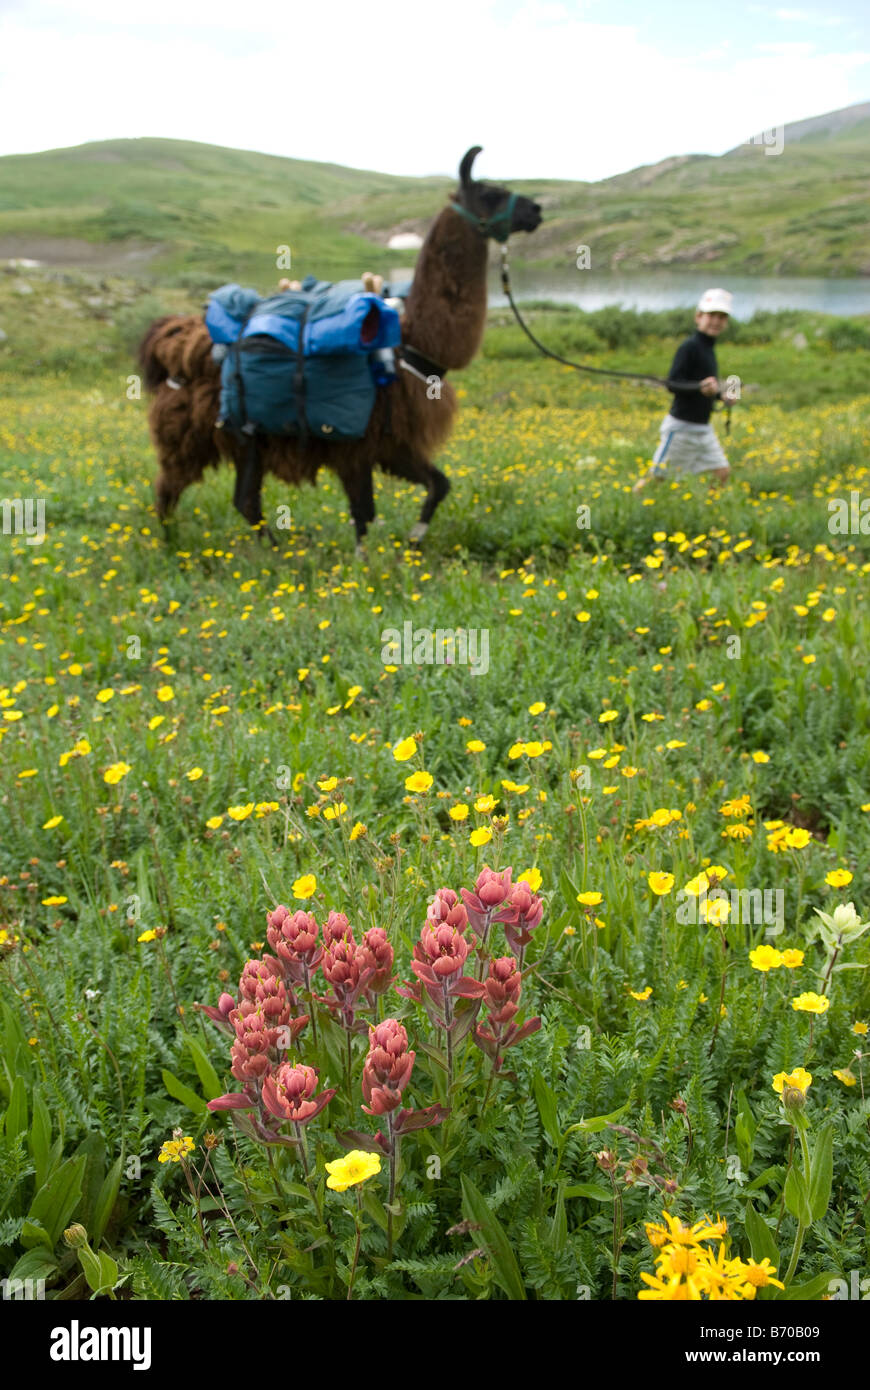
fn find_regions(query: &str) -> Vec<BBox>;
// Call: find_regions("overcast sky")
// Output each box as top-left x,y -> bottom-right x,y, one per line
1,0 -> 868,181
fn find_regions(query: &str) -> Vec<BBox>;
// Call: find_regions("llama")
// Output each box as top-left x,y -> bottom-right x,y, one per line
138,148 -> 541,549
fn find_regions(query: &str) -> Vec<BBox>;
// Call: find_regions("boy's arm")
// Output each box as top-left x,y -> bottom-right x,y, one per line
665,341 -> 699,392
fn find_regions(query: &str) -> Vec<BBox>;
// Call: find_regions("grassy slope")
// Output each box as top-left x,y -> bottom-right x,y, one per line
1,118 -> 869,284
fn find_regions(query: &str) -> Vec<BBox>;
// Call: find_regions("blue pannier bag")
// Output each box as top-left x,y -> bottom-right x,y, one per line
204,279 -> 401,441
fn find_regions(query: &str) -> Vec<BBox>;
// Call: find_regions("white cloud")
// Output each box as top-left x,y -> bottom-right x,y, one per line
0,0 -> 867,177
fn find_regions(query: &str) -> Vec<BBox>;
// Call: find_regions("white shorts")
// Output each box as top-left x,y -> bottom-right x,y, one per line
651,415 -> 729,477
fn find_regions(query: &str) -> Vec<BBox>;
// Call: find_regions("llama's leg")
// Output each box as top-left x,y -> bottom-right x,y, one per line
155,469 -> 185,521
344,468 -> 375,555
233,442 -> 278,546
409,463 -> 450,545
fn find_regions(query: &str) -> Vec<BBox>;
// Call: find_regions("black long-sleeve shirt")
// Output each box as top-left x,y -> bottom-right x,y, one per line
666,330 -> 722,424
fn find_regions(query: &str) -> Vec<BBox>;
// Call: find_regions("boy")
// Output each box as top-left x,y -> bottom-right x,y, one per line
633,288 -> 738,492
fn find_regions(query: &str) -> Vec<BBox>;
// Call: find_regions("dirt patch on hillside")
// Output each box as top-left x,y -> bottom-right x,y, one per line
0,236 -> 164,269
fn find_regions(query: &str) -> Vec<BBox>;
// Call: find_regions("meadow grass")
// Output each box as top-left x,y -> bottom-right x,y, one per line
0,313 -> 868,1300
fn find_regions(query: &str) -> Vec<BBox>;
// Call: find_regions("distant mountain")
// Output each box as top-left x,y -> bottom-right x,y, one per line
726,100 -> 870,153
0,102 -> 868,282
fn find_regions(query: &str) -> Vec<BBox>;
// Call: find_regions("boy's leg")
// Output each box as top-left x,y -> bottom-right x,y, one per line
633,420 -> 675,492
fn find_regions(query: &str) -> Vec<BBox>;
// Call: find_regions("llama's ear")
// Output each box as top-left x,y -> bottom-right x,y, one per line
459,146 -> 482,187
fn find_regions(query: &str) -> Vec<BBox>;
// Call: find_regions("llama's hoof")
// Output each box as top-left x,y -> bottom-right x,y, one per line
257,525 -> 280,548
408,521 -> 428,547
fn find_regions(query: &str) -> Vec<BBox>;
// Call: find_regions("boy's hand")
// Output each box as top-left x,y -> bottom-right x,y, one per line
699,376 -> 719,396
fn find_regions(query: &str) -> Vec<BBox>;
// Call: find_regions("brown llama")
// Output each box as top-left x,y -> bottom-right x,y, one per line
138,147 -> 541,550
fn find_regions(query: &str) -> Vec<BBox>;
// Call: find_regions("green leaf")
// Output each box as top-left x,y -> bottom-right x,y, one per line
564,1182 -> 613,1202
5,1075 -> 28,1140
809,1123 -> 834,1222
186,1037 -> 223,1102
743,1201 -> 779,1268
27,1153 -> 87,1247
559,867 -> 579,910
745,1165 -> 784,1193
7,1246 -> 59,1284
562,1099 -> 631,1136
78,1243 -> 105,1294
533,1071 -> 560,1146
91,1155 -> 123,1246
28,1088 -> 52,1190
736,1090 -> 757,1143
361,1187 -> 389,1233
778,1270 -> 840,1301
98,1251 -> 119,1291
783,1164 -> 812,1227
20,1218 -> 53,1251
161,1068 -> 208,1116
548,1183 -> 567,1252
461,1175 -> 526,1301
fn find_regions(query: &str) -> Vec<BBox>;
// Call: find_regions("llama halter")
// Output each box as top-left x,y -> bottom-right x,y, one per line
449,192 -> 519,243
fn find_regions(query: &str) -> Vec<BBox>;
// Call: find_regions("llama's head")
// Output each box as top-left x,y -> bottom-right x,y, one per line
450,146 -> 542,239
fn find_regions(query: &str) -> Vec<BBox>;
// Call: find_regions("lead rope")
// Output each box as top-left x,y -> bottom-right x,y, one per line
499,245 -> 735,434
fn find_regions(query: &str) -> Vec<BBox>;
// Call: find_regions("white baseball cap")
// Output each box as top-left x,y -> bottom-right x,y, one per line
697,288 -> 733,314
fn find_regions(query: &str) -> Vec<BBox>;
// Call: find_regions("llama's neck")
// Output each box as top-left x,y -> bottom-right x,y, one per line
401,206 -> 489,371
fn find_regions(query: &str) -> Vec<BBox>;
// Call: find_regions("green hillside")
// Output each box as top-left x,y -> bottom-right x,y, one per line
0,108 -> 869,287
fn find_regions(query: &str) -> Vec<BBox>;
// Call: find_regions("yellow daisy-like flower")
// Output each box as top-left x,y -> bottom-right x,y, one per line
648,872 -> 675,896
96,688 -> 114,703
392,736 -> 417,762
318,776 -> 338,792
474,794 -> 497,814
741,1258 -> 785,1291
700,897 -> 731,926
449,804 -> 469,821
42,895 -> 68,906
138,929 -> 158,943
227,803 -> 254,821
103,762 -> 132,785
598,710 -> 619,724
517,867 -> 542,893
43,815 -> 63,829
349,822 -> 367,841
528,702 -> 546,716
405,770 -> 433,794
523,741 -> 551,758
470,827 -> 493,847
158,1136 -> 195,1164
325,1150 -> 382,1192
466,739 -> 486,753
780,949 -> 804,969
723,823 -> 754,840
825,869 -> 853,888
784,828 -> 812,850
205,815 -> 224,830
684,872 -> 709,896
791,992 -> 830,1015
185,767 -> 203,781
577,891 -> 603,906
323,802 -> 348,820
292,874 -> 317,900
772,1067 -> 812,1096
833,1068 -> 856,1087
148,715 -> 165,731
297,668 -> 310,681
749,945 -> 783,972
630,986 -> 653,1001
751,751 -> 770,764
157,685 -> 175,702
853,1021 -> 868,1036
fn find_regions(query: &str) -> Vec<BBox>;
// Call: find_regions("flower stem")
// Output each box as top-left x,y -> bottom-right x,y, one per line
347,1188 -> 363,1300
387,1113 -> 398,1262
293,1121 -> 322,1222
